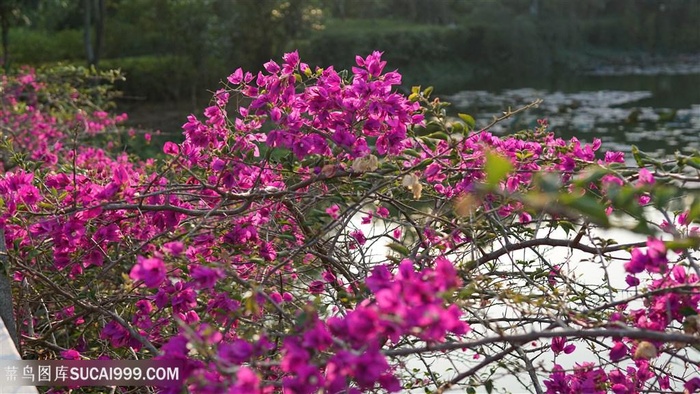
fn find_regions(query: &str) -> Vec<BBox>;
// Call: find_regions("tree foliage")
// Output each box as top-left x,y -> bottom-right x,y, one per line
5,0 -> 700,100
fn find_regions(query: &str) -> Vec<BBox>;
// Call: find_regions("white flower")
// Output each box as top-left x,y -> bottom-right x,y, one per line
402,173 -> 422,200
402,174 -> 417,188
352,154 -> 379,173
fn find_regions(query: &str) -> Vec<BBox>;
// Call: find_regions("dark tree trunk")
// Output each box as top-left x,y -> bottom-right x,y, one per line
530,0 -> 539,16
94,0 -> 105,66
0,3 -> 10,71
334,0 -> 345,19
84,0 -> 105,67
83,0 -> 94,66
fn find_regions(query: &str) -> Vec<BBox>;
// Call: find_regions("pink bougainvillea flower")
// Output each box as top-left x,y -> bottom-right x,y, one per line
624,248 -> 649,274
218,339 -> 254,365
625,274 -> 640,287
551,337 -> 576,355
637,168 -> 655,185
130,256 -> 166,288
162,241 -> 184,256
685,377 -> 700,394
230,367 -> 260,394
190,265 -> 223,289
60,349 -> 81,360
609,341 -> 628,361
604,151 -> 625,164
350,229 -> 366,245
308,280 -> 325,295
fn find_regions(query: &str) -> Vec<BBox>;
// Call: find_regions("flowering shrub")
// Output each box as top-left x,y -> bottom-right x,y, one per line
2,52 -> 700,393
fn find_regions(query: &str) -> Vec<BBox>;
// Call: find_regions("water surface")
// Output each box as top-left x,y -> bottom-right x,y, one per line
446,73 -> 700,158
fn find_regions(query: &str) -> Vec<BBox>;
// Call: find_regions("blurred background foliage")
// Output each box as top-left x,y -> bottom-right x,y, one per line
0,0 -> 698,129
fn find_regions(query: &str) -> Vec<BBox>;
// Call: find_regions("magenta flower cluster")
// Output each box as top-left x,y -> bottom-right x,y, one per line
1,54 -> 698,393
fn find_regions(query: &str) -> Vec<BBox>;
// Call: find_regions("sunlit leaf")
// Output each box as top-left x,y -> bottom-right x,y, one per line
485,151 -> 512,187
387,242 -> 410,256
664,238 -> 700,250
425,132 -> 449,140
689,197 -> 700,223
458,113 -> 476,130
559,193 -> 610,226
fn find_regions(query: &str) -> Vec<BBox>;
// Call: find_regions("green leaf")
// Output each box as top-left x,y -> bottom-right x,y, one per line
533,172 -> 563,194
295,309 -> 312,327
664,238 -> 700,250
559,193 -> 610,227
413,158 -> 433,171
485,379 -> 494,394
652,185 -> 679,209
485,152 -> 513,187
515,150 -> 534,161
684,156 -> 700,170
422,86 -> 433,97
631,145 -> 664,167
387,242 -> 410,256
420,136 -> 437,151
631,219 -> 653,235
402,149 -> 422,158
458,113 -> 476,130
458,282 -> 477,299
689,197 -> 700,223
558,220 -> 576,236
573,165 -> 610,187
608,185 -> 639,212
680,306 -> 698,317
425,132 -> 449,140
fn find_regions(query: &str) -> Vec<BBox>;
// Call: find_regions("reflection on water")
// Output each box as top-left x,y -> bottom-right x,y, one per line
446,73 -> 700,159
397,210 -> 700,393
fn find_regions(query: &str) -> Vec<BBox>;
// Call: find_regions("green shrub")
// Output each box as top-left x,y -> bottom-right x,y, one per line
99,55 -> 230,103
297,17 -> 547,92
8,28 -> 83,65
297,22 -> 478,93
299,19 -> 468,71
102,19 -> 170,59
99,56 -> 197,102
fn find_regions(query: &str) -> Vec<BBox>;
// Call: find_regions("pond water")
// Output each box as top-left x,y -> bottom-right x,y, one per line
446,73 -> 700,159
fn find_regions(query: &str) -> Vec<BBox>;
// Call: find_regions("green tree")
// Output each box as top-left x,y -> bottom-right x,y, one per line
215,0 -> 326,71
0,0 -> 29,71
